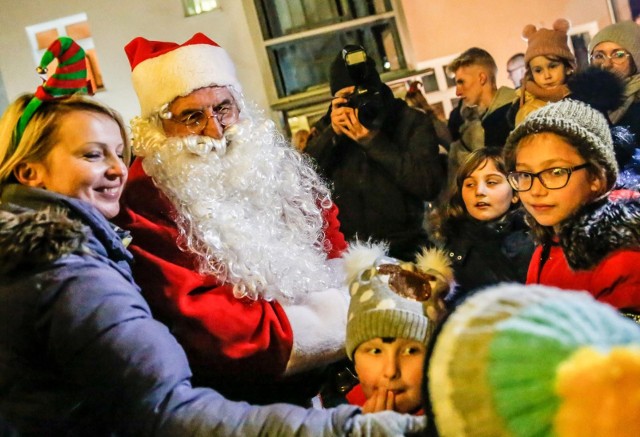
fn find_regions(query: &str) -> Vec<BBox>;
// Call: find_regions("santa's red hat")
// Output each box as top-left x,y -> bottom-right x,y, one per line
125,33 -> 242,117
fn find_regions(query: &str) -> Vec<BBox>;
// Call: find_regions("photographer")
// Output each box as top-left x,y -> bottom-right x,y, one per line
306,46 -> 444,260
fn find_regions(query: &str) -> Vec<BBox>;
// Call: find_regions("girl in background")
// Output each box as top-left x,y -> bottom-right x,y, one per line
428,148 -> 534,306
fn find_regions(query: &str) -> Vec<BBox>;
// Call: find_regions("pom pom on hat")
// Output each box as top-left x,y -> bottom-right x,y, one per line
504,99 -> 619,193
125,33 -> 242,117
523,18 -> 576,70
567,66 -> 625,115
428,283 -> 640,437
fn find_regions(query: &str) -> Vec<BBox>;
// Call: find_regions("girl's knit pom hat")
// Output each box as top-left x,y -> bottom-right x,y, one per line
342,242 -> 454,360
428,283 -> 640,437
504,99 -> 619,193
523,18 -> 577,70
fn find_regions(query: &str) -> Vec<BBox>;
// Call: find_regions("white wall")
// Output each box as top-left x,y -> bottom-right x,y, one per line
0,0 -> 272,122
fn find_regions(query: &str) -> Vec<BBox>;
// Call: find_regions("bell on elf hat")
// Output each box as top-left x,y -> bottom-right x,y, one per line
124,33 -> 242,117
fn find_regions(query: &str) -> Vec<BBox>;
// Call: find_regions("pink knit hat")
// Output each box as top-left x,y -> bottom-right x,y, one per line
125,33 -> 242,117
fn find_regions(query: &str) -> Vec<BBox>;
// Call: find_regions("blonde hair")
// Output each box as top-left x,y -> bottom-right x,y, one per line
0,94 -> 130,185
447,47 -> 498,86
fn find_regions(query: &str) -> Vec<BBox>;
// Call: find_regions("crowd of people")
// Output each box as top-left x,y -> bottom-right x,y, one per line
0,16 -> 639,437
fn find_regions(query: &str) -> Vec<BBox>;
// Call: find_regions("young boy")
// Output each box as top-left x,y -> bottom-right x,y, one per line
343,248 -> 452,414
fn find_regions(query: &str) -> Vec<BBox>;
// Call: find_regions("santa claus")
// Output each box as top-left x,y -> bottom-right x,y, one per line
116,33 -> 350,405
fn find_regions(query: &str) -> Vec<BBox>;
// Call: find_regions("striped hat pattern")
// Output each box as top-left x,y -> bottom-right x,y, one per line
14,36 -> 90,147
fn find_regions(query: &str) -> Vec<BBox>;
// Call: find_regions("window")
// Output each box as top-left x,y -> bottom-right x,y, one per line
182,0 -> 220,17
254,0 -> 405,98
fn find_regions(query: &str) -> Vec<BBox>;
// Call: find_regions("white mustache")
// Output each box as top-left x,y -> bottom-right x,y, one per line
168,135 -> 228,157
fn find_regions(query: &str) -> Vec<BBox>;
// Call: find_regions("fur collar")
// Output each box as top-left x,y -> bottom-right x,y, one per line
0,207 -> 86,276
558,196 -> 640,270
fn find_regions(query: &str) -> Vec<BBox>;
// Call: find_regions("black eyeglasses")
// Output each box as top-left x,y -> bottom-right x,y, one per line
167,103 -> 239,134
590,49 -> 631,65
507,163 -> 590,192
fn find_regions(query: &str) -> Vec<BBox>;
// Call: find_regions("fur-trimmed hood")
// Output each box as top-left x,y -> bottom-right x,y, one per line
558,196 -> 640,270
0,207 -> 87,276
0,184 -> 133,277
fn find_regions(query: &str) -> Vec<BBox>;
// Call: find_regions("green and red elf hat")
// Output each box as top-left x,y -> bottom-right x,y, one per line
13,36 -> 91,148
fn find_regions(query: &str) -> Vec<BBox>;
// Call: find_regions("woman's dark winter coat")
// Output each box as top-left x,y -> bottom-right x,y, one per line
0,184 -> 359,436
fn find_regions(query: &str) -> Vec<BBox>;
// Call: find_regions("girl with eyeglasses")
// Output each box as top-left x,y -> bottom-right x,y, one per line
427,148 -> 534,307
504,99 -> 640,320
588,21 -> 640,145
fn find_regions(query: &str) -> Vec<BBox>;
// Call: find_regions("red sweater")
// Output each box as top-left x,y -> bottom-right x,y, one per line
115,159 -> 347,404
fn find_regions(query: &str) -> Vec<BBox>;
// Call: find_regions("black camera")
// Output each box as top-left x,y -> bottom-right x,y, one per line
341,45 -> 390,129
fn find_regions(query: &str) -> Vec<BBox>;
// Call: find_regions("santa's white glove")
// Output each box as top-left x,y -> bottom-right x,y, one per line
346,411 -> 427,437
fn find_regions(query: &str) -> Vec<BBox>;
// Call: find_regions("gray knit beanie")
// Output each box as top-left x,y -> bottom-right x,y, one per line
589,21 -> 640,72
504,99 -> 619,192
345,257 -> 430,360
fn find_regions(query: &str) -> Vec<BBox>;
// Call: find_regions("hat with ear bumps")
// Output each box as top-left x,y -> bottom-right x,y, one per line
523,18 -> 576,70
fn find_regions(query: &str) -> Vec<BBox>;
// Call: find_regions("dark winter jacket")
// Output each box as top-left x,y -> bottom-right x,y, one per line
0,184 -> 361,436
306,99 -> 444,260
527,196 -> 640,314
436,210 -> 534,307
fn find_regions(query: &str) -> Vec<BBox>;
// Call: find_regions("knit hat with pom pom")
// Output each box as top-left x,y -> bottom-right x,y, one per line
523,18 -> 577,70
342,242 -> 454,360
428,283 -> 640,437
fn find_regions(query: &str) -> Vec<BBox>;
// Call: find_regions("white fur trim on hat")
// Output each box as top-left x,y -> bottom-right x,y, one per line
131,44 -> 242,117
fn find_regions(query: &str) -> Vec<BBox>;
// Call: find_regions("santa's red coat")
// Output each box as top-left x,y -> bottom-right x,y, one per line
115,158 -> 347,405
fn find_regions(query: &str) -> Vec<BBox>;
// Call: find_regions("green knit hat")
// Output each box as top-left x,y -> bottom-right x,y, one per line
504,99 -> 619,192
428,284 -> 640,437
589,21 -> 640,72
345,256 -> 431,360
13,37 -> 90,148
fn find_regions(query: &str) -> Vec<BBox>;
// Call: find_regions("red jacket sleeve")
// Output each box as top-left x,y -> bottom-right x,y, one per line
114,160 -> 293,383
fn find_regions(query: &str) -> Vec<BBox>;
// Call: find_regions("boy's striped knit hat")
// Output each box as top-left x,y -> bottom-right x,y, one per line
428,283 -> 640,437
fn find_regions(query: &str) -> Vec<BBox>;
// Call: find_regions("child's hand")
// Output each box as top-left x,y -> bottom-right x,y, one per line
362,381 -> 395,413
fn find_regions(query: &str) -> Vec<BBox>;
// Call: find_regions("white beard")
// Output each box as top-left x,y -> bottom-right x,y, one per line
130,102 -> 341,303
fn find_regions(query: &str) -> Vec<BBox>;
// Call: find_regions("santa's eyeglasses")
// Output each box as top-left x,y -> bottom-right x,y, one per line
163,103 -> 239,134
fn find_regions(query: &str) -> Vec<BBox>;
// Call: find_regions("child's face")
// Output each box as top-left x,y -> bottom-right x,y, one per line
514,132 -> 603,231
462,159 -> 516,221
354,337 -> 426,414
529,56 -> 569,89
